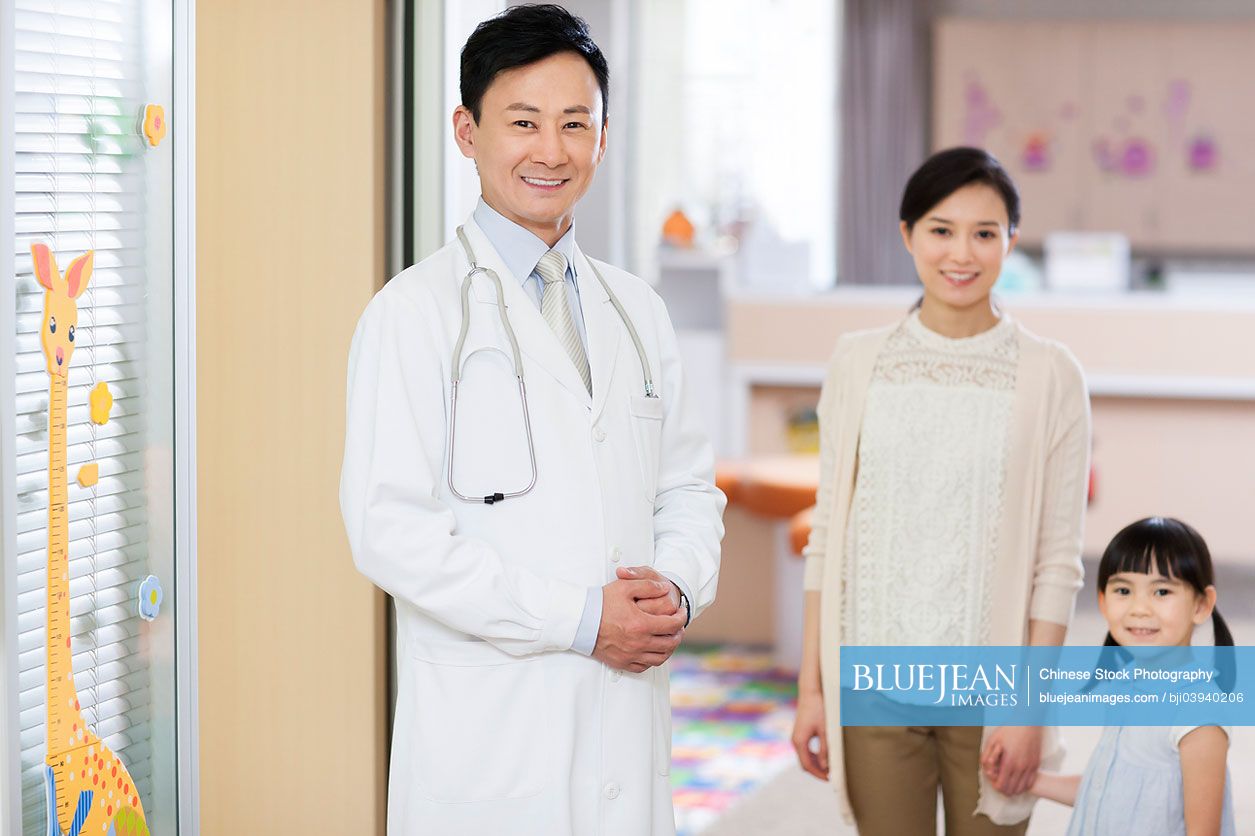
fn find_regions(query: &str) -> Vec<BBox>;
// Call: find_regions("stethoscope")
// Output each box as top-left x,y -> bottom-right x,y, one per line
448,225 -> 656,505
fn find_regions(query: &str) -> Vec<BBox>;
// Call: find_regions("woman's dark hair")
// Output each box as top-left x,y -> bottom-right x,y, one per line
899,147 -> 1021,233
1097,517 -> 1235,690
460,4 -> 609,125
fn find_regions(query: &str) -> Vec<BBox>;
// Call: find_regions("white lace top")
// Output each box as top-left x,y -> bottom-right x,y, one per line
842,311 -> 1019,646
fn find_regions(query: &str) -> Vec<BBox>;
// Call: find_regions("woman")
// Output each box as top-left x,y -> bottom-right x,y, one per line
791,147 -> 1091,835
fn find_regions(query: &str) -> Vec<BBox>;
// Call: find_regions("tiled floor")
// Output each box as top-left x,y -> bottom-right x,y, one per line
669,647 -> 799,836
679,557 -> 1255,835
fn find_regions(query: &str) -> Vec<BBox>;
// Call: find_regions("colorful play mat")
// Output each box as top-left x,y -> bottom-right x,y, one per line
670,645 -> 798,835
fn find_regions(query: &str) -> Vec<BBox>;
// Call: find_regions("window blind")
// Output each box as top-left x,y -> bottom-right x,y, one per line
10,1 -> 159,831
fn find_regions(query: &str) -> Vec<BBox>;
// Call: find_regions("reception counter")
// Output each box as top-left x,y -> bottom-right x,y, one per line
725,288 -> 1255,560
683,289 -> 1255,655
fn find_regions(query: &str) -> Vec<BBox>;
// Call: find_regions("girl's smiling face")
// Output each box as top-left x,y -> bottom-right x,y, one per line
1098,570 -> 1217,647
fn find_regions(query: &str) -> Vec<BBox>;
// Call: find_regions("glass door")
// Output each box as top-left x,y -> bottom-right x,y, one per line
5,0 -> 181,832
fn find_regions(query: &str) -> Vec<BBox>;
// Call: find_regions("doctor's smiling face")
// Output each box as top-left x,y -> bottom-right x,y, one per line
454,51 -> 607,247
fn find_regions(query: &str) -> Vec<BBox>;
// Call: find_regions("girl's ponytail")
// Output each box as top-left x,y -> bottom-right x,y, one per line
1213,609 -> 1235,647
1214,609 -> 1236,692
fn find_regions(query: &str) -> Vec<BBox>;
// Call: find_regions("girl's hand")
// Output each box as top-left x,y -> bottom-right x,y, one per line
1027,771 -> 1081,806
981,726 -> 1043,796
791,688 -> 829,781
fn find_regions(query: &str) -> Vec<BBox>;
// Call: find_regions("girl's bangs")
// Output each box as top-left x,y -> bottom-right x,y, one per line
1109,544 -> 1177,580
1099,518 -> 1211,593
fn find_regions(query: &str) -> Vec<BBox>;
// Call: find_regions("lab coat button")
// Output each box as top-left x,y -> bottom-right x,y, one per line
610,669 -> 622,682
610,546 -> 622,563
604,782 -> 620,799
593,426 -> 606,442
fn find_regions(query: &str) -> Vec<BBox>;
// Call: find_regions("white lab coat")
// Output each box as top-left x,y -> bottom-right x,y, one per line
340,217 -> 725,836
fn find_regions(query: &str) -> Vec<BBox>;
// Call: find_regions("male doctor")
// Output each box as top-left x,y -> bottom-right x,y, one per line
339,5 -> 725,835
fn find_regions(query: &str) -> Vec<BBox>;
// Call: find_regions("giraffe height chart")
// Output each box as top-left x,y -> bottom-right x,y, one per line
31,243 -> 149,836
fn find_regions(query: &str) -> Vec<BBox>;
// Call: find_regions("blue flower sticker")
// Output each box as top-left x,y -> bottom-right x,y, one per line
137,575 -> 163,621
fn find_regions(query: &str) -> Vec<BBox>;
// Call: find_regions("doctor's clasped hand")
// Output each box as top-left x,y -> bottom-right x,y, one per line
595,567 -> 687,673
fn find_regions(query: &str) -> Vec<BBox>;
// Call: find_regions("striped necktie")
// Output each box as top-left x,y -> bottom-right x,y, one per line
535,249 -> 592,394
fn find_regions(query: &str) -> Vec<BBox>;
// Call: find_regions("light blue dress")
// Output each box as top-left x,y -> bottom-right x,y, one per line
1067,725 -> 1236,835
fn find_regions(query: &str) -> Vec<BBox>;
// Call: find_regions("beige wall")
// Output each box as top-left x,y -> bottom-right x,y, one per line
197,2 -> 387,832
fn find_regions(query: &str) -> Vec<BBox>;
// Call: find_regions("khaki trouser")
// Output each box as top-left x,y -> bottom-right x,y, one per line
843,726 -> 1031,836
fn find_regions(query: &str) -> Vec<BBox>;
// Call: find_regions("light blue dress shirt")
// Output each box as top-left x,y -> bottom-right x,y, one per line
472,199 -> 692,657
473,199 -> 588,351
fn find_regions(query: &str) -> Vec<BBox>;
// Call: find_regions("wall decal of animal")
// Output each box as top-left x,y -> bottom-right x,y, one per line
31,243 -> 149,836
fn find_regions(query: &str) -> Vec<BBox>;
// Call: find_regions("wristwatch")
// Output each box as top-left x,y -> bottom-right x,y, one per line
677,587 -> 691,628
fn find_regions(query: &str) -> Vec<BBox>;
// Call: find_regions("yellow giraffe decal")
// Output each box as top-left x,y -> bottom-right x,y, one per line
32,243 -> 149,836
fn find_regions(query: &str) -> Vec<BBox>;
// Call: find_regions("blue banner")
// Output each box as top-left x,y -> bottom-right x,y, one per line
839,646 -> 1253,726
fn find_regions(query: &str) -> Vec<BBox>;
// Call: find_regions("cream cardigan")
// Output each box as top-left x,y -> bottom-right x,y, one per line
802,316 -> 1091,825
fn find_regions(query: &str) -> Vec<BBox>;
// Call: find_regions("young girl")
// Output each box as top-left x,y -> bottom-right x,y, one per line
1027,517 -> 1236,835
792,146 -> 1091,834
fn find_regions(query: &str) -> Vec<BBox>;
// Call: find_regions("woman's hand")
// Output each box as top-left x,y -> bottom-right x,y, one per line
980,726 -> 1043,796
791,688 -> 829,781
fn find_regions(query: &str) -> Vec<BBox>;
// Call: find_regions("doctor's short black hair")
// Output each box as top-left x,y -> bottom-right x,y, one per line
899,147 -> 1021,233
460,4 -> 609,125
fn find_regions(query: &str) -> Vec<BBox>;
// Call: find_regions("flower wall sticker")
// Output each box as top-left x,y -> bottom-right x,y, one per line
1119,138 -> 1155,177
142,104 -> 167,147
962,76 -> 1002,147
1022,132 -> 1052,172
137,575 -> 163,621
76,463 -> 99,488
89,381 -> 113,424
1188,135 -> 1218,172
1092,136 -> 1157,178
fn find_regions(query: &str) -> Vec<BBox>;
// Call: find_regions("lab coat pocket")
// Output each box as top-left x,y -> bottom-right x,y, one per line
409,638 -> 547,802
629,395 -> 664,503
